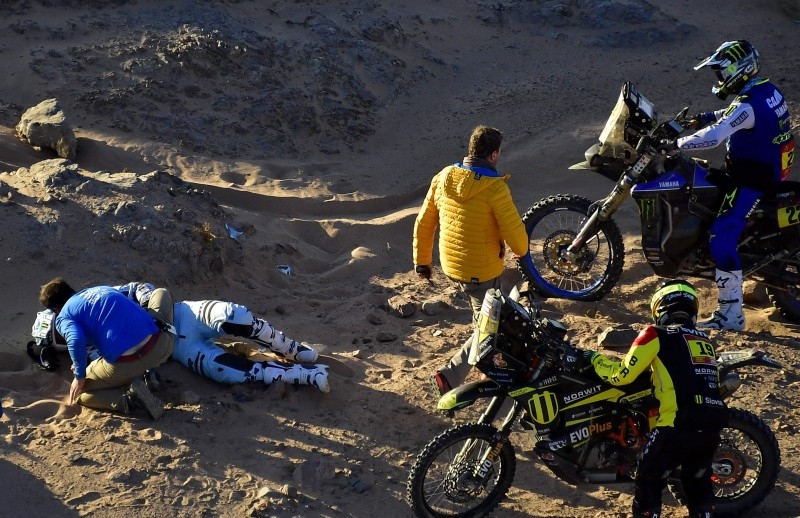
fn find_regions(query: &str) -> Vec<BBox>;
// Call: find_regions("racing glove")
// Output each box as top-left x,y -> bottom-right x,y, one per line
688,111 -> 717,130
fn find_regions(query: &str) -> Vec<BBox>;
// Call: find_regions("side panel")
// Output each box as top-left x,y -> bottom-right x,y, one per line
632,161 -> 718,275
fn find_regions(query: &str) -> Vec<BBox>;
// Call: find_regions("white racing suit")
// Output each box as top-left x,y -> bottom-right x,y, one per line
116,283 -> 329,392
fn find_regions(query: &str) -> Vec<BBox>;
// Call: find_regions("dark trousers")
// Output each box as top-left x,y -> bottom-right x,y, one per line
633,425 -> 721,517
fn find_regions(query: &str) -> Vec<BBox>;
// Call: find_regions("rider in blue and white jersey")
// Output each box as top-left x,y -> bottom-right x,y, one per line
668,40 -> 794,331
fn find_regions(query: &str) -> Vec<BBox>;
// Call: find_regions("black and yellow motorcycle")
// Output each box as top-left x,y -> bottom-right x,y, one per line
406,288 -> 781,517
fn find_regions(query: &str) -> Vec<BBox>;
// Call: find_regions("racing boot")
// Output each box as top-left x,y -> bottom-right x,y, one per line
250,318 -> 319,363
429,371 -> 452,397
697,269 -> 745,331
262,361 -> 330,393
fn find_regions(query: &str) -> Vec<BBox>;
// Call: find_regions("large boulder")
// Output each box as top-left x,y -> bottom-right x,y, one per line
16,99 -> 78,160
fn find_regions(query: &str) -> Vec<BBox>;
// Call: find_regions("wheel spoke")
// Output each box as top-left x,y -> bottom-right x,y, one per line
519,195 -> 624,301
528,209 -> 612,292
408,424 -> 516,517
712,427 -> 763,498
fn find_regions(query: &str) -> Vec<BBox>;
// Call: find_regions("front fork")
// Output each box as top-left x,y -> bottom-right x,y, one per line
459,397 -> 521,482
566,154 -> 653,258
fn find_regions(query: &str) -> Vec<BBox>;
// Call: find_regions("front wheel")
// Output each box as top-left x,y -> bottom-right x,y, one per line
406,423 -> 517,518
517,194 -> 625,301
667,408 -> 781,517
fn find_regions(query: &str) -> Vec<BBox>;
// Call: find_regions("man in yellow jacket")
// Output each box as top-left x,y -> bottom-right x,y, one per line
413,125 -> 529,394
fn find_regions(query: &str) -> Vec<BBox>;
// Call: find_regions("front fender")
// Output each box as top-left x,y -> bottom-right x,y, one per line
569,157 -> 627,183
437,379 -> 506,412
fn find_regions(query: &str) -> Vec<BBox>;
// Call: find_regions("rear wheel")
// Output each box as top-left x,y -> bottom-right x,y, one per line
667,408 -> 780,517
766,250 -> 800,323
517,194 -> 624,301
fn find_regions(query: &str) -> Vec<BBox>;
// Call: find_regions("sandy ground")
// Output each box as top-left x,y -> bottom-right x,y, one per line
2,1 -> 800,517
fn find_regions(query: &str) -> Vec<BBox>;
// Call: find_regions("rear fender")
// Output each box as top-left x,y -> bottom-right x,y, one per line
437,379 -> 506,412
718,349 -> 783,376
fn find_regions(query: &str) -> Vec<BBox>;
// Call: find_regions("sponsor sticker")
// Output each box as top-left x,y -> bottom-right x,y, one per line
778,204 -> 800,228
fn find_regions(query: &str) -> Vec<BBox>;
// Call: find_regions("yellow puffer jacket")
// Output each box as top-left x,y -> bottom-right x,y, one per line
413,163 -> 528,283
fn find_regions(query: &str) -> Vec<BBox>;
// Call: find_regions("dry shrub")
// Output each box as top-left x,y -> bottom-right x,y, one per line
195,222 -> 217,246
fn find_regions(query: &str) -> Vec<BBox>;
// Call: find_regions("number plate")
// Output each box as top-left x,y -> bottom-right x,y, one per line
778,204 -> 800,228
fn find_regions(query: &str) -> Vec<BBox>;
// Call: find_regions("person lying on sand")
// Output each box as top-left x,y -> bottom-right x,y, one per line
31,281 -> 330,394
115,282 -> 330,393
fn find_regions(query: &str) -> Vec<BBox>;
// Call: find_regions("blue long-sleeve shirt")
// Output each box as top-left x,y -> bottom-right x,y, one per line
56,286 -> 158,378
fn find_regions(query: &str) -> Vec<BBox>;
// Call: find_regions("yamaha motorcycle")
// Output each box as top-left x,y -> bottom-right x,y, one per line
516,82 -> 800,321
406,288 -> 781,517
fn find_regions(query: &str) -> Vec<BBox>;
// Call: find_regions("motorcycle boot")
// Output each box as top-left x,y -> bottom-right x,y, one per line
430,371 -> 452,397
697,269 -> 745,331
262,361 -> 330,393
250,318 -> 319,363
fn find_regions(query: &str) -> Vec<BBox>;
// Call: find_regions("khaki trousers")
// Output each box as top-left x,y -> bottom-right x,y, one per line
78,288 -> 175,411
439,277 -> 501,387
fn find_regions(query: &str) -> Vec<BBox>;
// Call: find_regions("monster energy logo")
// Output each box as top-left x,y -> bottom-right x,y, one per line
528,391 -> 559,425
638,198 -> 656,220
725,43 -> 747,61
723,104 -> 737,117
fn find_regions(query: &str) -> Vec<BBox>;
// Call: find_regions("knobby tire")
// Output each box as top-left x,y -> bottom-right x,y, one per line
517,194 -> 625,301
406,423 -> 516,518
667,408 -> 780,517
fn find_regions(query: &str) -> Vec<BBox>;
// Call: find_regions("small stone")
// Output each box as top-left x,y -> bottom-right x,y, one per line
597,326 -> 639,348
68,451 -> 83,463
388,296 -> 415,317
422,300 -> 441,316
281,484 -> 298,498
349,477 -> 369,493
